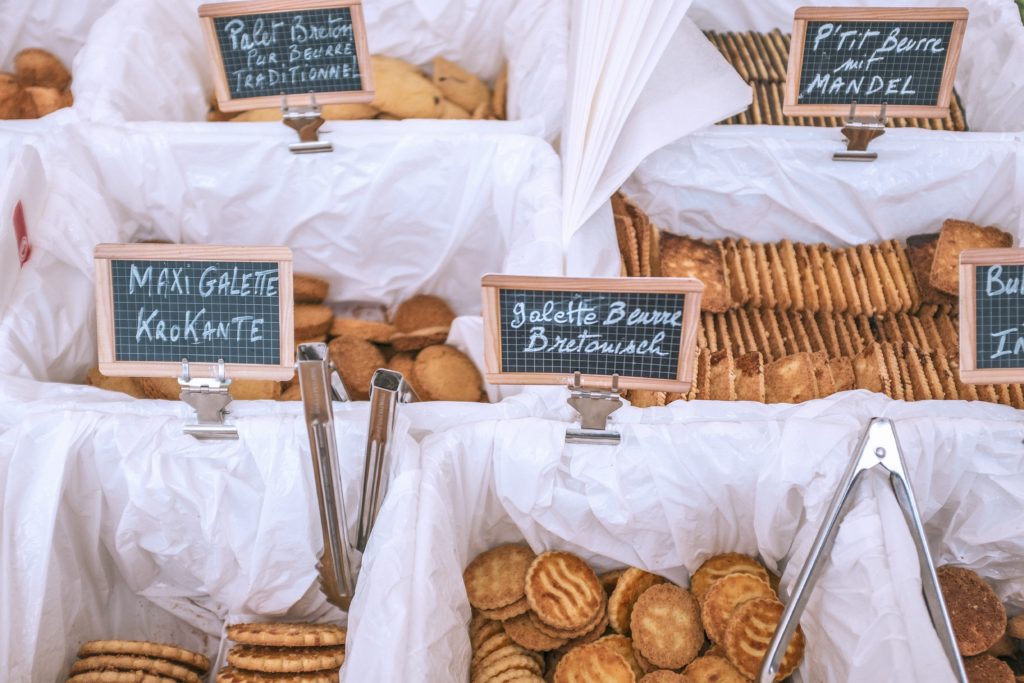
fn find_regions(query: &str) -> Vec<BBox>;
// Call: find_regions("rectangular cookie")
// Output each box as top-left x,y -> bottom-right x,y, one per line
708,349 -> 737,401
753,242 -> 776,307
930,219 -> 1014,296
794,243 -> 820,312
738,239 -> 763,308
809,351 -> 834,399
765,352 -> 819,404
778,241 -> 805,311
829,356 -> 855,392
906,234 -> 958,307
661,234 -> 733,312
767,242 -> 792,310
734,351 -> 765,403
702,311 -> 719,352
852,344 -> 891,395
881,241 -> 914,313
721,238 -> 751,307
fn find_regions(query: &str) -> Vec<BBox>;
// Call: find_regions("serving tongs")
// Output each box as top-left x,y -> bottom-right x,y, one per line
758,418 -> 967,683
297,343 -> 417,609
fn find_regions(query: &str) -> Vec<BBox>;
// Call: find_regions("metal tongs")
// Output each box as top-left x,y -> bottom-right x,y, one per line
758,418 -> 968,683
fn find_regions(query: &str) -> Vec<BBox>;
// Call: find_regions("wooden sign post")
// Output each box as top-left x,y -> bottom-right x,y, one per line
785,7 -> 968,119
481,275 -> 703,394
198,0 -> 374,113
959,249 -> 1024,384
94,244 -> 294,381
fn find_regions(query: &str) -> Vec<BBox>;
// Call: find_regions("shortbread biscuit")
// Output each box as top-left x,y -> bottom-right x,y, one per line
787,311 -> 812,353
70,656 -> 202,683
503,611 -> 569,651
471,615 -> 505,651
775,310 -> 799,356
371,55 -> 443,119
878,242 -> 910,312
632,645 -> 657,674
594,635 -> 644,680
390,326 -> 450,351
556,610 -> 609,650
600,569 -> 626,595
963,655 -> 1014,683
329,318 -> 395,343
294,304 -> 333,340
765,353 -> 818,404
78,640 -> 210,672
660,234 -> 732,312
937,566 -> 1006,656
724,598 -> 804,681
609,568 -> 667,634
691,554 -> 769,604
553,643 -> 634,683
738,239 -> 762,307
293,274 -> 329,304
707,350 -> 736,401
858,244 -> 888,313
328,336 -> 385,400
414,344 -> 483,401
799,312 -> 826,353
906,234 -> 958,307
473,631 -> 515,667
474,648 -> 542,681
696,349 -> 712,400
527,597 -> 604,641
932,352 -> 959,400
734,352 -> 765,403
852,344 -> 890,395
393,294 -> 456,333
834,249 -> 863,316
481,595 -> 530,621
216,668 -> 339,683
226,645 -> 344,673
638,671 -> 686,683
930,220 -> 1013,296
631,584 -> 704,670
616,210 -> 641,277
684,655 -> 748,683
759,310 -> 787,361
829,356 -> 855,393
701,312 -> 717,352
464,544 -> 536,611
701,573 -> 777,643
753,243 -> 776,308
891,239 -> 923,311
629,390 -> 667,408
880,343 -> 904,400
721,239 -> 750,305
526,552 -> 604,632
432,57 -> 490,113
69,673 -> 176,683
766,242 -> 791,310
793,243 -> 820,313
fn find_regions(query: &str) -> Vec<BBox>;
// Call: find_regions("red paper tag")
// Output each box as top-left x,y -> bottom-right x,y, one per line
12,200 -> 30,267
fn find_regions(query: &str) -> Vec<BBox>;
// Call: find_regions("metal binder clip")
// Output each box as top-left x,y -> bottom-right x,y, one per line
834,101 -> 887,162
565,372 -> 623,446
356,368 -> 417,552
298,342 -> 356,609
179,358 -> 238,440
757,418 -> 967,683
282,93 -> 333,154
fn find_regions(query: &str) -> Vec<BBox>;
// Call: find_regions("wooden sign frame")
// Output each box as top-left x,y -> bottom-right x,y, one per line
199,0 -> 374,113
784,7 -> 968,118
959,248 -> 1024,384
481,275 -> 704,393
95,244 -> 294,381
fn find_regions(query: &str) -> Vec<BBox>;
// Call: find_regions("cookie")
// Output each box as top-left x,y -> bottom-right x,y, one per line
293,274 -> 329,304
70,656 -> 202,683
78,641 -> 209,672
438,98 -> 471,119
503,611 -> 569,651
723,598 -> 804,681
138,376 -> 183,400
320,102 -> 379,120
753,243 -> 776,308
474,645 -> 542,681
1007,614 -> 1024,639
226,623 -> 345,648
629,390 -> 667,408
327,336 -> 385,400
817,245 -> 845,314
481,596 -> 530,621
526,552 -> 604,632
414,344 -> 483,401
793,244 -> 820,313
684,655 -> 748,683
216,668 -> 339,683
765,353 -> 818,404
385,352 -> 419,394
734,352 -> 765,403
226,645 -> 345,673
858,244 -> 889,313
829,356 -> 855,393
738,239 -> 762,307
638,671 -> 686,682
701,573 -> 777,643
600,569 -> 626,595
930,220 -> 1013,296
778,241 -> 805,310
24,85 -> 68,116
329,318 -> 395,343
937,566 -> 1006,656
370,55 -> 442,119
986,634 -> 1016,658
660,234 -> 732,312
880,343 -> 905,400
390,326 -> 450,351
15,48 -> 71,90
631,584 -> 704,670
432,57 -> 490,113
553,643 -> 634,683
695,349 -> 712,400
721,239 -> 751,306
392,294 -> 455,333
906,234 -> 958,307
963,655 -> 1014,683
552,609 -> 609,648
852,344 -> 890,395
707,350 -> 736,401
609,568 -> 667,634
294,304 -> 333,339
767,242 -> 791,310
691,554 -> 769,604
594,635 -> 645,680
615,204 -> 641,278
492,63 -> 508,120
86,367 -> 147,398
68,674 -> 176,683
464,544 -> 536,611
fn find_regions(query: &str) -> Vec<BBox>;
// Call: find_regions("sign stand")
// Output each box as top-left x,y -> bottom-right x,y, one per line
757,418 -> 967,683
179,358 -> 238,440
834,101 -> 887,162
566,372 -> 623,446
282,93 -> 333,155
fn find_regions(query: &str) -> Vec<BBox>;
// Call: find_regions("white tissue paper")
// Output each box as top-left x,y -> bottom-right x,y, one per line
0,0 -> 117,72
344,391 -> 970,682
71,0 -> 568,140
687,0 -> 1024,133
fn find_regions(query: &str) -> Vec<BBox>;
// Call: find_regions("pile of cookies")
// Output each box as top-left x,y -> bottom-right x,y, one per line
217,622 -> 346,682
702,29 -> 968,131
67,639 -> 210,682
0,48 -> 73,119
463,545 -> 804,682
614,194 -> 1022,407
212,55 -> 507,122
937,565 -> 1024,682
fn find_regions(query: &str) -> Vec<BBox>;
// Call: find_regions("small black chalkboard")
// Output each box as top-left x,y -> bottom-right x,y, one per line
96,245 -> 294,380
786,7 -> 968,117
199,0 -> 374,112
482,276 -> 703,392
959,249 -> 1024,384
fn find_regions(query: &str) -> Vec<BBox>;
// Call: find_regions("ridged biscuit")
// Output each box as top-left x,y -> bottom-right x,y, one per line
906,234 -> 958,308
226,645 -> 345,673
464,544 -> 536,611
600,569 -> 626,595
690,554 -> 769,604
553,643 -> 634,683
529,599 -> 605,641
701,573 -> 777,643
631,584 -> 704,670
609,568 -> 667,634
226,623 -> 345,648
556,611 -> 609,652
937,566 -> 1006,656
526,552 -> 604,632
78,640 -> 209,672
684,655 -> 748,683
216,667 -> 339,682
68,673 -> 176,683
70,656 -> 202,683
473,631 -> 515,668
723,598 -> 804,681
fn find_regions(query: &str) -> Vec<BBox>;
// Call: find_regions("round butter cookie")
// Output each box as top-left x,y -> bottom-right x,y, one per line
608,568 -> 666,634
294,304 -> 333,339
226,645 -> 344,673
723,597 -> 803,681
503,612 -> 568,651
68,673 -> 176,683
329,318 -> 394,343
594,634 -> 645,680
684,655 -> 747,683
78,640 -> 209,672
631,583 -> 703,670
525,551 -> 604,632
638,672 -> 687,683
690,553 -> 769,604
327,336 -> 385,400
226,622 -> 346,648
701,573 -> 776,642
464,544 -> 536,611
216,666 -> 339,682
70,655 -> 202,683
938,566 -> 1006,656
392,294 -> 455,333
413,344 -> 483,402
293,274 -> 329,304
554,643 -> 634,683
963,655 -> 1014,683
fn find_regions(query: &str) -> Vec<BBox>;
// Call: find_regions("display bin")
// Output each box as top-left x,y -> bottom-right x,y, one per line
71,0 -> 568,140
342,393 -> 965,682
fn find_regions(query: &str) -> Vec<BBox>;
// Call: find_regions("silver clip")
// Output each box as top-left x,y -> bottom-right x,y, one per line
834,101 -> 887,162
179,358 -> 238,440
565,372 -> 623,445
757,418 -> 967,683
356,368 -> 416,552
298,342 -> 356,610
282,92 -> 333,154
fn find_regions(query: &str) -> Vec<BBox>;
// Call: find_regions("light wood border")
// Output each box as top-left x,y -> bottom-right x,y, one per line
958,248 -> 1024,384
94,244 -> 295,380
199,0 -> 374,113
480,275 -> 704,392
783,7 -> 968,118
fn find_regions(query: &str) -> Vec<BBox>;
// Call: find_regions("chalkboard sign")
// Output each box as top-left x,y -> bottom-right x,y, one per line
959,249 -> 1024,384
198,0 -> 374,113
481,275 -> 703,392
95,244 -> 294,380
785,7 -> 968,118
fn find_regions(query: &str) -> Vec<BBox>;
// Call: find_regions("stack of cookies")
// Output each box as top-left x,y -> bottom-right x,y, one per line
67,639 -> 210,682
702,29 -> 968,131
218,622 -> 346,682
213,55 -> 507,122
463,545 -> 804,682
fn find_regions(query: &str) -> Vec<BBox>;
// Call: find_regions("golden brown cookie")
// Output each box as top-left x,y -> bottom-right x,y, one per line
637,672 -> 686,683
329,318 -> 395,343
734,351 -> 765,403
432,57 -> 490,113
0,76 -> 37,118
963,655 -> 1014,683
294,304 -> 333,339
829,356 -> 855,393
765,353 -> 818,404
593,635 -> 644,680
23,86 -> 67,116
600,569 -> 626,595
701,573 -> 777,643
553,643 -> 634,683
370,55 -> 442,119
937,566 -> 1007,656
930,220 -> 1013,296
393,294 -> 456,333
660,234 -> 732,313
226,623 -> 345,648
327,336 -> 385,400
690,554 -> 769,604
15,48 -> 71,90
721,239 -> 751,306
473,644 -> 542,681
481,595 -> 530,621
707,349 -> 736,401
492,63 -> 508,120
985,634 -> 1016,658
609,568 -> 667,634
906,234 -> 959,308
464,544 -> 536,611
138,376 -> 182,400
389,326 -> 451,352
226,645 -> 344,673
413,344 -> 483,401
293,274 -> 329,304
723,598 -> 803,681
503,611 -> 569,651
216,668 -> 339,683
684,655 -> 747,683
631,584 -> 703,670
68,673 -> 176,683
526,551 -> 604,632
852,344 -> 890,395
78,641 -> 209,672
70,656 -> 202,683
1006,613 -> 1024,639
